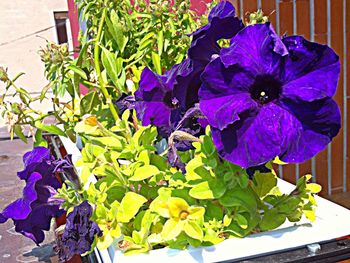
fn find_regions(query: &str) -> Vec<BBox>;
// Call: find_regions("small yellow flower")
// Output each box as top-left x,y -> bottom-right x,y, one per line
155,197 -> 205,241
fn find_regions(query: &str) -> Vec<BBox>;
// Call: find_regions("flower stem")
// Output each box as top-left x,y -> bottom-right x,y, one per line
94,8 -> 120,122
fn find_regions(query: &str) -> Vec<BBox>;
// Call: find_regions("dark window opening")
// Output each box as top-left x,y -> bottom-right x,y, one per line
54,11 -> 69,44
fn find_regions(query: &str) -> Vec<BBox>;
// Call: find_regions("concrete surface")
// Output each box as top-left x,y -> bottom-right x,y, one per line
0,138 -> 58,263
0,0 -> 68,95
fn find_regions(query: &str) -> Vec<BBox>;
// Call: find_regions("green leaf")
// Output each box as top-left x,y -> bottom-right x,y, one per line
259,209 -> 286,231
183,221 -> 203,240
129,165 -> 160,181
101,47 -> 120,88
252,172 -> 277,198
117,192 -> 147,223
67,65 -> 87,80
40,83 -> 51,102
14,124 -> 27,143
161,219 -> 184,240
106,13 -> 128,53
34,129 -> 48,147
219,188 -> 257,214
157,30 -> 164,56
80,91 -> 99,115
151,52 -> 162,74
89,136 -> 124,151
204,202 -> 223,221
35,121 -> 65,136
234,214 -> 248,229
189,180 -> 226,200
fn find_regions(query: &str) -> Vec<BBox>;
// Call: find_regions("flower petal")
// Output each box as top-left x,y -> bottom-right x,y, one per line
189,1 -> 243,63
282,36 -> 340,101
278,98 -> 341,163
0,172 -> 41,221
170,59 -> 203,109
221,23 -> 288,76
168,197 -> 190,218
135,101 -> 171,127
199,57 -> 256,130
135,67 -> 169,101
211,103 -> 295,168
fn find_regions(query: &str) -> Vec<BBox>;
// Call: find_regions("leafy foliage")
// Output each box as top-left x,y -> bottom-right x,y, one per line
56,116 -> 321,253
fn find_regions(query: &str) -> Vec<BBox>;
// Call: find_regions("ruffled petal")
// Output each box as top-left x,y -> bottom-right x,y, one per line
0,172 -> 41,221
208,1 -> 236,21
166,59 -> 202,109
211,103 -> 297,168
199,57 -> 256,130
221,23 -> 288,76
22,147 -> 50,167
18,147 -> 51,181
278,98 -> 341,162
135,67 -> 169,102
135,101 -> 171,127
281,36 -> 340,101
189,1 -> 243,63
200,93 -> 256,130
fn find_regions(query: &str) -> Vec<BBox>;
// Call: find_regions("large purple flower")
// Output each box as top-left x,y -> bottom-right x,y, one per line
0,147 -> 64,244
58,201 -> 102,262
135,1 -> 243,135
199,23 -> 341,168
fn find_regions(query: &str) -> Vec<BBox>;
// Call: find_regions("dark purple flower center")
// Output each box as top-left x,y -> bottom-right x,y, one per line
164,91 -> 180,109
250,75 -> 282,104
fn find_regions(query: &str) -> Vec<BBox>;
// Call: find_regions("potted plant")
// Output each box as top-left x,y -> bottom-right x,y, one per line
0,1 -> 347,262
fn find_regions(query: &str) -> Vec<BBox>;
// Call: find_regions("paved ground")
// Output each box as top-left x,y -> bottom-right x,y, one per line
0,138 -> 58,263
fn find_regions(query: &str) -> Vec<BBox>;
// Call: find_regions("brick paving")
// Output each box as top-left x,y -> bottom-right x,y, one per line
0,138 -> 58,263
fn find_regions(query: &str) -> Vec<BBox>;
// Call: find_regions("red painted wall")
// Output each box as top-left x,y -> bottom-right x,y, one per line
67,0 -> 80,58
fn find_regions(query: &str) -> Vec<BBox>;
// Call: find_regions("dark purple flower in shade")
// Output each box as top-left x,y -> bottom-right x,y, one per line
114,94 -> 136,114
135,1 -> 243,136
188,0 -> 244,64
58,201 -> 102,262
0,147 -> 64,244
199,22 -> 341,168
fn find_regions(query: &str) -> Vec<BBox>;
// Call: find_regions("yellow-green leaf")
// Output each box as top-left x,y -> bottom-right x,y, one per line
183,221 -> 203,240
188,207 -> 205,220
161,219 -> 183,240
306,183 -> 322,194
304,209 -> 316,221
129,165 -> 160,181
117,192 -> 147,223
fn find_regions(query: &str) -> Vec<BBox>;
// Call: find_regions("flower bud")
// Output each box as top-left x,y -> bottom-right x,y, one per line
247,10 -> 269,25
0,66 -> 9,82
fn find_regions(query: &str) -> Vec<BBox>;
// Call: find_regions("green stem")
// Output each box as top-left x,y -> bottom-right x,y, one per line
94,8 -> 120,122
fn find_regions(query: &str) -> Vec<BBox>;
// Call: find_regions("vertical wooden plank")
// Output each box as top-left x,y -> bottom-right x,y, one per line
295,0 -> 312,178
279,0 -> 293,36
230,0 -> 240,17
346,0 -> 350,192
312,0 -> 328,195
314,0 -> 327,44
261,0 -> 277,29
242,0 -> 258,23
330,0 -> 344,194
279,0 -> 296,184
341,0 -> 347,193
296,0 -> 310,38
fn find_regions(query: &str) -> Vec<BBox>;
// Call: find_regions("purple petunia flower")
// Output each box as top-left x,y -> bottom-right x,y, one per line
199,23 -> 341,168
0,147 -> 64,245
135,1 -> 243,135
58,201 -> 102,262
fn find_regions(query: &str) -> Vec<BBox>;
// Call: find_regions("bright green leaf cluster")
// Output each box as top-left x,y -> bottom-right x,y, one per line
62,118 -> 322,254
